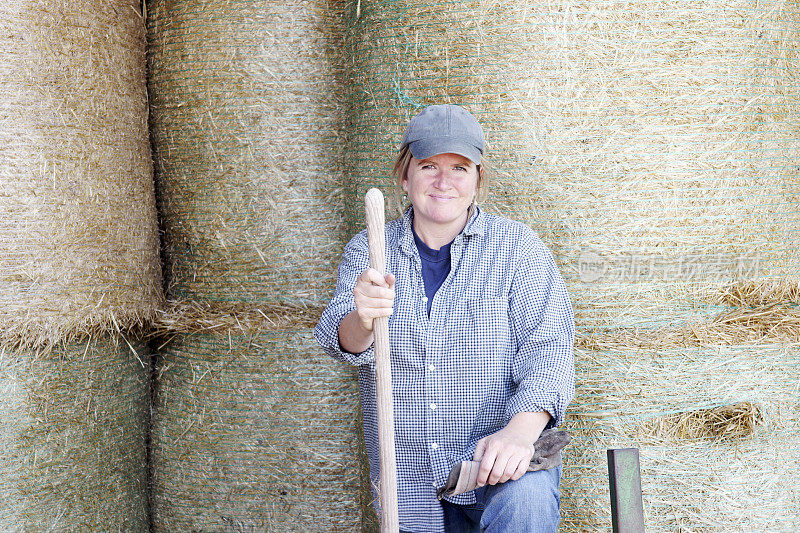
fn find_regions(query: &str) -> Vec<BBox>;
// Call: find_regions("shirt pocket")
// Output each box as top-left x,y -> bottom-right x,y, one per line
452,297 -> 513,360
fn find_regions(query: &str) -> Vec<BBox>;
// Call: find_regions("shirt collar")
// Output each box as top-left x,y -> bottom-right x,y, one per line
462,204 -> 485,237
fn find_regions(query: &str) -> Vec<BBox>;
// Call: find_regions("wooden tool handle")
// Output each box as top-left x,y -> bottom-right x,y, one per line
364,188 -> 399,533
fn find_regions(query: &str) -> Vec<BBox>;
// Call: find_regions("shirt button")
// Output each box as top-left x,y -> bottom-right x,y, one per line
428,364 -> 435,372
429,402 -> 437,410
422,296 -> 429,303
431,442 -> 439,450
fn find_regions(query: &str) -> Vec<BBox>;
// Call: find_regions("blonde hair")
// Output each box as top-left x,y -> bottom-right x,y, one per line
390,145 -> 489,212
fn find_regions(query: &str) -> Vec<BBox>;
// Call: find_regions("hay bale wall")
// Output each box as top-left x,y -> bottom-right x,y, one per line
0,0 -> 163,348
344,0 -> 800,331
147,0 -> 347,304
0,336 -> 151,531
150,321 -> 361,532
146,0 -> 366,529
0,1 -> 160,529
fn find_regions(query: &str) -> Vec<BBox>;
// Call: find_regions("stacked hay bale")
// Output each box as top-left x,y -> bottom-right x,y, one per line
146,1 -> 362,530
150,304 -> 361,530
147,0 -> 347,304
0,338 -> 152,531
345,0 -> 800,330
343,0 -> 800,530
0,0 -> 160,530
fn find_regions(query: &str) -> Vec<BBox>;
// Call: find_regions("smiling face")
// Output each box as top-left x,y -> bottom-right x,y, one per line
402,153 -> 480,244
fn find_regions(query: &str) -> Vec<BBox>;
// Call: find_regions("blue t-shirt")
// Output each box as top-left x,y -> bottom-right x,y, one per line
412,226 -> 453,316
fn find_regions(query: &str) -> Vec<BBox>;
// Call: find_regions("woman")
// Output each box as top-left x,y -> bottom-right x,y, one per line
315,104 -> 574,532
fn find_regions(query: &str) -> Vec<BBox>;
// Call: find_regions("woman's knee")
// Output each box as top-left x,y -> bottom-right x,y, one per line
478,466 -> 561,533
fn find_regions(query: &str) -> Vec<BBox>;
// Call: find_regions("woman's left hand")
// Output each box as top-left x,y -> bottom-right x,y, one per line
472,410 -> 552,487
472,428 -> 535,487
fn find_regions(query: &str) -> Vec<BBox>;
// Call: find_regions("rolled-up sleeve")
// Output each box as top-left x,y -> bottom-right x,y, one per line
504,233 -> 575,428
314,230 -> 376,366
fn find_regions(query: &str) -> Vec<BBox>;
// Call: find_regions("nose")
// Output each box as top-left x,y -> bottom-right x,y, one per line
432,168 -> 452,190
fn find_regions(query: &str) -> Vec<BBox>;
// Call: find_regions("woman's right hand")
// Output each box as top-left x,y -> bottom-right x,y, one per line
338,269 -> 395,354
353,268 -> 396,331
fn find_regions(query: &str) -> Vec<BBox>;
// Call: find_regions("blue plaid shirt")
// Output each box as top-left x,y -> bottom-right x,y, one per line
315,206 -> 575,532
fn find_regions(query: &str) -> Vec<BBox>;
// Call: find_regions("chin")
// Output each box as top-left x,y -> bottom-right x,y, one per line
430,211 -> 465,225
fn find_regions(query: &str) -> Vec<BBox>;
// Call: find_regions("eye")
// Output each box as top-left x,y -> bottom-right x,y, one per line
454,166 -> 467,172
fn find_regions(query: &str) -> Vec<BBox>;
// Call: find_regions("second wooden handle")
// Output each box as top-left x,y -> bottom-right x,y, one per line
364,188 -> 399,533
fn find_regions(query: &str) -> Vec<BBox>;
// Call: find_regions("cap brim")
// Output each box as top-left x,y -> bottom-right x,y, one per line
408,137 -> 482,165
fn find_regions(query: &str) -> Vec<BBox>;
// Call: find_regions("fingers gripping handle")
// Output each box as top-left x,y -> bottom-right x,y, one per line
364,188 -> 399,532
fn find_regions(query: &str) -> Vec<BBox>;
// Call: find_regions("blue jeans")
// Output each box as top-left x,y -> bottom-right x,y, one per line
440,465 -> 561,533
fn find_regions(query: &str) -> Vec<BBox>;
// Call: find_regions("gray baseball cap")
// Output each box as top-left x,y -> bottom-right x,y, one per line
399,104 -> 485,164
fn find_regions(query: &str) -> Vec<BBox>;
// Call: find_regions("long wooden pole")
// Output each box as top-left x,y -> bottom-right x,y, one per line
364,188 -> 399,532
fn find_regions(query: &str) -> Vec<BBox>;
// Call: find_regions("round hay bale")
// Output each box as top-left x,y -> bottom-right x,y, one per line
146,0 -> 347,304
561,344 -> 800,530
0,1 -> 162,347
0,335 -> 150,531
343,0 -> 800,332
151,323 -> 362,531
